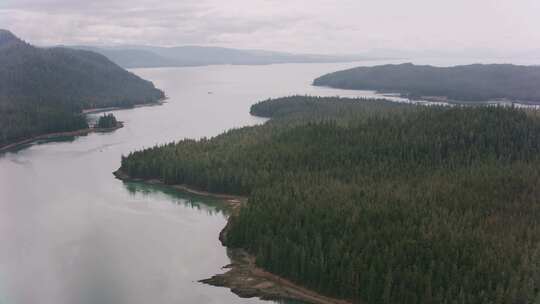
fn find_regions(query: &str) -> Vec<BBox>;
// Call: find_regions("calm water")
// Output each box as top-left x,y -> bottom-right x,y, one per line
2,58 -> 539,304
0,62 -> 391,304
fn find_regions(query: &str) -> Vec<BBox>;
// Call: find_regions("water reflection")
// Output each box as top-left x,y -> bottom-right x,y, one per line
122,181 -> 231,217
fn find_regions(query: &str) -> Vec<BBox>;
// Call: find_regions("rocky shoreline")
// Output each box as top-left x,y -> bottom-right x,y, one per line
113,170 -> 352,304
201,228 -> 352,304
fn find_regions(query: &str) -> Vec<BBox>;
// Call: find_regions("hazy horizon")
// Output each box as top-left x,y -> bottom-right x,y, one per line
1,0 -> 539,56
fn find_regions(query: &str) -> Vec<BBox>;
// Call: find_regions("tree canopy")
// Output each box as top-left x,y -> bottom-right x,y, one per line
0,29 -> 164,147
120,96 -> 540,304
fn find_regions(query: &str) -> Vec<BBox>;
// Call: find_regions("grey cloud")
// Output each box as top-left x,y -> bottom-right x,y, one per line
0,0 -> 539,54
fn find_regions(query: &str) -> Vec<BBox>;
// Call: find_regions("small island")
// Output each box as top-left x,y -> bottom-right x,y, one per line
95,113 -> 121,130
313,63 -> 540,103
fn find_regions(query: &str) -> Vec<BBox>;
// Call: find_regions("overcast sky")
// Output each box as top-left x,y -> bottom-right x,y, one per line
1,0 -> 539,54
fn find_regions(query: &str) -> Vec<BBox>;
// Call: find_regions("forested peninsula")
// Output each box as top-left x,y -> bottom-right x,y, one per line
0,30 -> 164,148
313,63 -> 540,103
117,95 -> 540,304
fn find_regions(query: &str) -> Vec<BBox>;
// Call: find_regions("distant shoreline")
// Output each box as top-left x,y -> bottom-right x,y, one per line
312,63 -> 540,107
113,169 -> 351,304
1,98 -> 166,154
0,122 -> 124,153
313,84 -> 540,107
82,98 -> 167,115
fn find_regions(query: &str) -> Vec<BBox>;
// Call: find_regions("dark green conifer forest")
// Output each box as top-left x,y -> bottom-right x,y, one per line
120,96 -> 540,304
314,63 -> 540,102
0,29 -> 164,147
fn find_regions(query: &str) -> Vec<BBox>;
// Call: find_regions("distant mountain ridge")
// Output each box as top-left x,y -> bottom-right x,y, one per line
314,63 -> 540,102
0,29 -> 164,147
69,45 -> 375,68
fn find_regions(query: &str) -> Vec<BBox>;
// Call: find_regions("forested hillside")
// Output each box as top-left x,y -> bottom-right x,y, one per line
0,29 -> 164,147
313,63 -> 540,102
119,96 -> 540,304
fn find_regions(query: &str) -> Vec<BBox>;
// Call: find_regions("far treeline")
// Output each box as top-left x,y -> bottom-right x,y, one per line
120,95 -> 540,304
313,63 -> 540,102
0,29 -> 164,147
